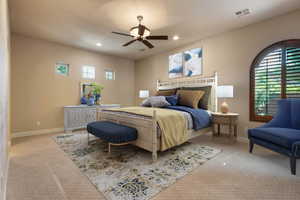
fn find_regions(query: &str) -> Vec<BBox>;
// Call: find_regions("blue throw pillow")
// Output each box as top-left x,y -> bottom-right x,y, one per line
165,95 -> 178,106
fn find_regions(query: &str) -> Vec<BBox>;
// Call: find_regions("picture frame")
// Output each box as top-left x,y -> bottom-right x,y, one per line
168,52 -> 184,78
168,48 -> 203,79
183,48 -> 203,77
55,63 -> 69,76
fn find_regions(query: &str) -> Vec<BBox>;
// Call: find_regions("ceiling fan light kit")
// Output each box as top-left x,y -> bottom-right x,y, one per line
112,15 -> 168,49
130,26 -> 150,38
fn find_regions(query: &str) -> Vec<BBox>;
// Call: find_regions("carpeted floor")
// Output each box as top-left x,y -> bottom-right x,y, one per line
7,131 -> 300,200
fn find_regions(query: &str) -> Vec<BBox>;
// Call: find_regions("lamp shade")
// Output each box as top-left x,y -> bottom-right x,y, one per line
139,90 -> 149,98
217,85 -> 234,98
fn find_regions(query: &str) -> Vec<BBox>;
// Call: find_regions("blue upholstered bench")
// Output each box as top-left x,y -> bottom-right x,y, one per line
87,121 -> 138,153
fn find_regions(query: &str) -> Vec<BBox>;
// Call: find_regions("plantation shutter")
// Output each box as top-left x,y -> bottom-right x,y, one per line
254,49 -> 282,116
251,40 -> 300,122
286,47 -> 300,99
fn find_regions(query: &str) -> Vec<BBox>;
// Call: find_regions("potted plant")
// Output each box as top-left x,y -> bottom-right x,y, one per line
90,82 -> 104,105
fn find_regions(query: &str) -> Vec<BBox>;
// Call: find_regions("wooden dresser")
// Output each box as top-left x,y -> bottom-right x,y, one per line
64,104 -> 120,132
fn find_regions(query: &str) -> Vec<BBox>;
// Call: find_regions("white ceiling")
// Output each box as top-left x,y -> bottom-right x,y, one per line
9,0 -> 300,60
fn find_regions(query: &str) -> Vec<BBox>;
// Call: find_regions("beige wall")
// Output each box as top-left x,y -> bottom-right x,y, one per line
11,34 -> 135,133
135,10 -> 300,137
0,0 -> 10,199
10,10 -> 300,137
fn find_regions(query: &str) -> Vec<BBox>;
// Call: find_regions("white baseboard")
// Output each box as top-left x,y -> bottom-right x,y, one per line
12,128 -> 64,138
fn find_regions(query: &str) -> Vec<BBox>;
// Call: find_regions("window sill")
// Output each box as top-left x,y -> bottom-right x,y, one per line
250,115 -> 272,123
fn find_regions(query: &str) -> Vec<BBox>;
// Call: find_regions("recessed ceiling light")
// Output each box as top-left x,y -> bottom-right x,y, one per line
96,42 -> 102,46
173,35 -> 179,41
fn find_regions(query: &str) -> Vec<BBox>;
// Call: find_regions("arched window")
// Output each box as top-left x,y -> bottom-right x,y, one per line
250,40 -> 300,122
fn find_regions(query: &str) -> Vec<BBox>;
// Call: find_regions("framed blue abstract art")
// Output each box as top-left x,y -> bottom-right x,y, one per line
169,53 -> 183,78
183,48 -> 202,77
169,48 -> 203,78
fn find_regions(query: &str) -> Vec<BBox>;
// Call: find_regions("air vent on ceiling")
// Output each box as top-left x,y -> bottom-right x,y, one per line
235,9 -> 251,17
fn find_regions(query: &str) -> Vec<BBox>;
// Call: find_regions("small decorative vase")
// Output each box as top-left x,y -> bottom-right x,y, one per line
95,94 -> 101,105
87,97 -> 95,106
80,96 -> 88,104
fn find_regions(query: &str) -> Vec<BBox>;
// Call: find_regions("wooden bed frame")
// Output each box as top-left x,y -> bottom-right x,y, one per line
98,72 -> 218,161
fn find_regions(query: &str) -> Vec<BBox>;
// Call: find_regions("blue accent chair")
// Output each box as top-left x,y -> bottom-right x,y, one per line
248,99 -> 300,175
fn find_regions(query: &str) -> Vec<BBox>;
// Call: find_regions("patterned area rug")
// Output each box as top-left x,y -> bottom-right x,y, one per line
54,132 -> 221,200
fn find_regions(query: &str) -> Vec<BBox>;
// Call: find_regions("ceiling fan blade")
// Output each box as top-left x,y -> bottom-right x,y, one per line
138,25 -> 145,36
123,39 -> 137,47
146,35 -> 168,40
112,31 -> 134,37
142,40 -> 154,49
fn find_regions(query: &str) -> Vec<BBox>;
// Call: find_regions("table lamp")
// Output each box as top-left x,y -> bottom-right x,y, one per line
217,85 -> 234,114
139,90 -> 149,99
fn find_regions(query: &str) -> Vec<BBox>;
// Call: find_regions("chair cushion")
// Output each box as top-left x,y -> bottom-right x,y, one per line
87,121 -> 138,144
248,127 -> 300,149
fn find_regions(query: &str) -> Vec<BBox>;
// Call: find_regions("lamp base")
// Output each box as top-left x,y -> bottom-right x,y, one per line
220,101 -> 229,114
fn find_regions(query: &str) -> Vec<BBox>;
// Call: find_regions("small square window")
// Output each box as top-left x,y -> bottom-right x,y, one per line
82,66 -> 95,79
105,70 -> 115,80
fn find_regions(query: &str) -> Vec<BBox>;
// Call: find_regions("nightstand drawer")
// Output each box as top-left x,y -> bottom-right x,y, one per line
212,116 -> 238,124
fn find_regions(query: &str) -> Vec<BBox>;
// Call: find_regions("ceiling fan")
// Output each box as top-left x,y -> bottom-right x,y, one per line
112,15 -> 168,49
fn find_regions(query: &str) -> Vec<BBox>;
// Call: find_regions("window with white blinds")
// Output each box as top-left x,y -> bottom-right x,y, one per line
250,40 -> 300,122
254,49 -> 282,117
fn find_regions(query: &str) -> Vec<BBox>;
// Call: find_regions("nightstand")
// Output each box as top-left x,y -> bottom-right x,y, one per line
211,112 -> 240,138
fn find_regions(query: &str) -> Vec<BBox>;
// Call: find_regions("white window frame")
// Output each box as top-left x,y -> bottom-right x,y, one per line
105,69 -> 115,80
82,65 -> 95,79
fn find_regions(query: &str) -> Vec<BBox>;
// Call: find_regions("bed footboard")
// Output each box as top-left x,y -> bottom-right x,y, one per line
98,110 -> 159,161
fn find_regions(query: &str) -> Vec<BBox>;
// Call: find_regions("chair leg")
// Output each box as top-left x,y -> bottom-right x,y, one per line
290,157 -> 296,175
249,140 -> 254,153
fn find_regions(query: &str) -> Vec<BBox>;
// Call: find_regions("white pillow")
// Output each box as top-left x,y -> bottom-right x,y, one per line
149,96 -> 170,107
141,96 -> 171,107
141,98 -> 151,107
